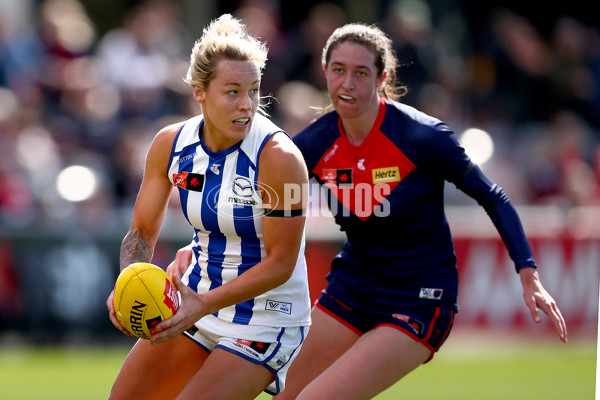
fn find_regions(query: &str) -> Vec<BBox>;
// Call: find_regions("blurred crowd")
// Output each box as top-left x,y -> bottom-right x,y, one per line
0,0 -> 599,233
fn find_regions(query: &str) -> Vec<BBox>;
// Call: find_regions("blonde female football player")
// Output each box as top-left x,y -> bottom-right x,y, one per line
105,14 -> 311,400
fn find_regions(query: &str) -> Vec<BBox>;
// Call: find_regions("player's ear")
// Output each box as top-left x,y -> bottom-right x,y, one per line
193,85 -> 206,103
377,71 -> 387,88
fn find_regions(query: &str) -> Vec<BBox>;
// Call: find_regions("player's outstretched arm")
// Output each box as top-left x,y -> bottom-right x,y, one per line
519,267 -> 568,343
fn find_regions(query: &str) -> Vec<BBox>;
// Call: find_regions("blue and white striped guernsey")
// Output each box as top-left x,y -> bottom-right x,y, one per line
167,113 -> 311,327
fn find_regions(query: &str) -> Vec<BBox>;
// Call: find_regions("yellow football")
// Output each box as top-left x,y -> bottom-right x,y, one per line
114,262 -> 180,339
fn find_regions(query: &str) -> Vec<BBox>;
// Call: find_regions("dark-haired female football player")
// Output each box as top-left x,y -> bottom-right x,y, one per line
275,22 -> 567,400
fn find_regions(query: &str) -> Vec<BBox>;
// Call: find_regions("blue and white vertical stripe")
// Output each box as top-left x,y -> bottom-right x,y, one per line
167,114 -> 312,327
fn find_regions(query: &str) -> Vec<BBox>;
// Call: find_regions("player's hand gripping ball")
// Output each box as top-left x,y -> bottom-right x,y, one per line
114,262 -> 180,339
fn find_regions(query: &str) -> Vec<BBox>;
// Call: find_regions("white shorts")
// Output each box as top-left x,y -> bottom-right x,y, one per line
183,314 -> 309,395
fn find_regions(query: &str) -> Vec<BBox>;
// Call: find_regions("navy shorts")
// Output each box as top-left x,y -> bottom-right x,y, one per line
316,291 -> 454,360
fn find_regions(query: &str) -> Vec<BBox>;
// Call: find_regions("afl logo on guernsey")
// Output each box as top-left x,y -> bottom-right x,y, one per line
419,288 -> 443,300
265,299 -> 292,314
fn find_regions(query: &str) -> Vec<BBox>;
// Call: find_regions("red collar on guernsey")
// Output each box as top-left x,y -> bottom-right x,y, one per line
314,99 -> 416,221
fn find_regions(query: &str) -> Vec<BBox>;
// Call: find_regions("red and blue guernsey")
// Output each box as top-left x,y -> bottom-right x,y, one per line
293,99 -> 536,312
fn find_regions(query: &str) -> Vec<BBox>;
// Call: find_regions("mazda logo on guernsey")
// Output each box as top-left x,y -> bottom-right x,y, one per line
203,180 -> 282,220
232,177 -> 254,197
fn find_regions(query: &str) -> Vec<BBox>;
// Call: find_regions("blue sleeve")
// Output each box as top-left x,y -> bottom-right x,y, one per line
456,162 -> 537,272
418,125 -> 536,272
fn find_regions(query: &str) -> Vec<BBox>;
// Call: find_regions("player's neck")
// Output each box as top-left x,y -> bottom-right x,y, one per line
340,100 -> 380,146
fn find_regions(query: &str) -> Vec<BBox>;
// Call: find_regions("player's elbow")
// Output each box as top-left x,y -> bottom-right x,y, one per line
276,256 -> 299,285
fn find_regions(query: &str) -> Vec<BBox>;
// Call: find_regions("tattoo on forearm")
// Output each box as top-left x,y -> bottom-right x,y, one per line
120,229 -> 153,270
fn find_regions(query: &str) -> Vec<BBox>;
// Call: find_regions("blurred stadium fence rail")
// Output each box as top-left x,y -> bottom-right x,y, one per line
0,206 -> 597,342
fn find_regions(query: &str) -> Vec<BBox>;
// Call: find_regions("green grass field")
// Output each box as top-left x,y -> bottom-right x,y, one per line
0,330 -> 595,400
